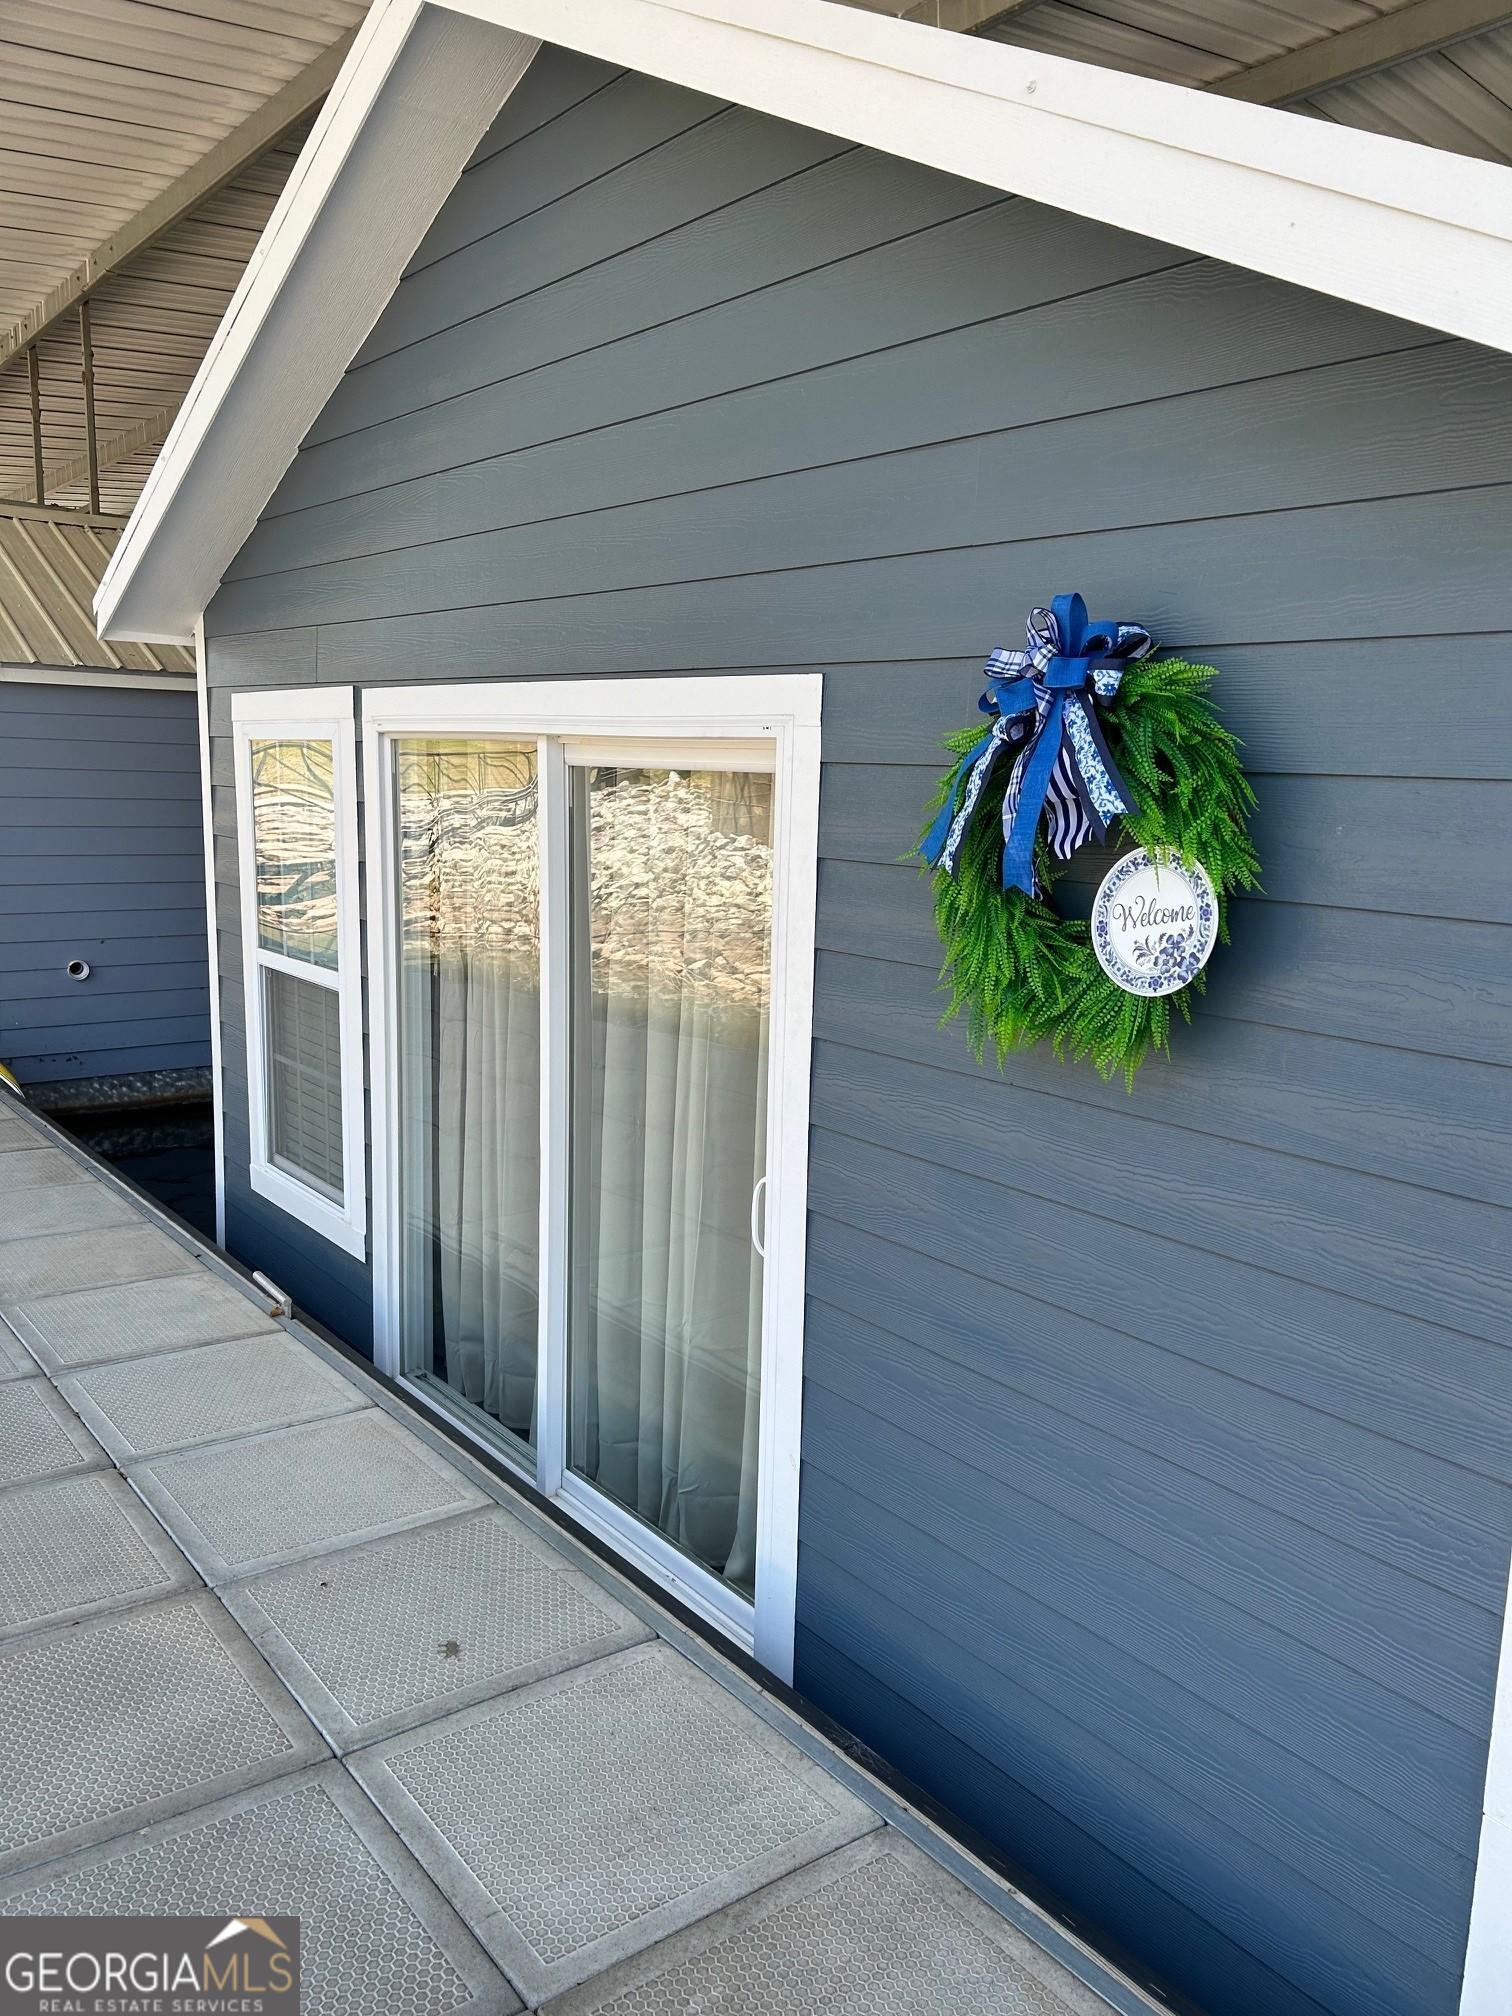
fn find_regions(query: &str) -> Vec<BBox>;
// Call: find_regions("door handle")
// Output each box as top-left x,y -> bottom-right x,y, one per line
750,1174 -> 768,1260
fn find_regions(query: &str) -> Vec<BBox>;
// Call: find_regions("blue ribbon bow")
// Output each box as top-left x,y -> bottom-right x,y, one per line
921,592 -> 1153,896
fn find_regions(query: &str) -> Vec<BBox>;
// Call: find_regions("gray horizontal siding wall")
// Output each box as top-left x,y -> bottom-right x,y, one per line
202,48 -> 1512,2016
0,679 -> 210,1087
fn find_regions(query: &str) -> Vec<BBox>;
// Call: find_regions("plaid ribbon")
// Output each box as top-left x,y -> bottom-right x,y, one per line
921,593 -> 1153,896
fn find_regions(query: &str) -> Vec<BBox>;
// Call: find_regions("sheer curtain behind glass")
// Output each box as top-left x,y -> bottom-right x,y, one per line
397,740 -> 540,1446
569,766 -> 772,1597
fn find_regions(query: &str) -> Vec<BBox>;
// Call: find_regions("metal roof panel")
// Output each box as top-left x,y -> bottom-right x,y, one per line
0,513 -> 192,675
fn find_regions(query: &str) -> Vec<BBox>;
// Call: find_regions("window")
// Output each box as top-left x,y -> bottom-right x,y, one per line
233,688 -> 364,1257
364,679 -> 821,1680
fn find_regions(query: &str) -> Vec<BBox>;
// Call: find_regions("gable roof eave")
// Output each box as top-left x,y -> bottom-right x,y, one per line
95,0 -> 540,644
95,0 -> 1512,643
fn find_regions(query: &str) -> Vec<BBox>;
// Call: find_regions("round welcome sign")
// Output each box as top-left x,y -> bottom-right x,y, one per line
1091,847 -> 1217,998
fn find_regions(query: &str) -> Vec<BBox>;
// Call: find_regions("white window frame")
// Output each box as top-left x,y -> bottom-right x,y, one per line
232,686 -> 365,1260
363,674 -> 821,1682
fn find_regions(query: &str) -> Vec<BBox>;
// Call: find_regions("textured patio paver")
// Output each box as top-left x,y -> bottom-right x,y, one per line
0,1106 -> 1148,2016
542,1832 -> 1115,2016
0,1183 -> 138,1244
59,1332 -> 366,1463
224,1506 -> 652,1750
0,1322 -> 33,1381
131,1408 -> 493,1581
0,1222 -> 194,1302
0,1146 -> 93,1192
9,1269 -> 280,1373
0,1765 -> 518,2016
0,1470 -> 197,1640
351,1644 -> 879,2004
0,1591 -> 324,1878
0,1377 -> 106,1487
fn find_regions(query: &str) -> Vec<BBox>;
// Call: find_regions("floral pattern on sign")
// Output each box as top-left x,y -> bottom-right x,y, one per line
1092,848 -> 1217,999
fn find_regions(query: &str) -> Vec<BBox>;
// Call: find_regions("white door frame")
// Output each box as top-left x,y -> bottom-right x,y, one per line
362,674 -> 821,1681
1463,1550 -> 1512,2014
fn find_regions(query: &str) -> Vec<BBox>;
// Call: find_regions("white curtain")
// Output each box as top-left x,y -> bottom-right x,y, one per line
570,768 -> 770,1596
430,947 -> 540,1436
398,751 -> 771,1595
399,743 -> 540,1444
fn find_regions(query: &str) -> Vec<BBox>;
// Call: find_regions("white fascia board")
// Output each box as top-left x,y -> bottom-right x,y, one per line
94,0 -> 540,645
478,0 -> 1512,345
95,0 -> 1512,644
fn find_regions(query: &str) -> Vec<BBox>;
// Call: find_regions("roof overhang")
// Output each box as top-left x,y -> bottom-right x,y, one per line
95,0 -> 1512,643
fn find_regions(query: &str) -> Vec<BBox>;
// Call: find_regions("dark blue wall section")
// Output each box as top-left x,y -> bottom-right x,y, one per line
0,679 -> 210,1088
203,48 -> 1512,2016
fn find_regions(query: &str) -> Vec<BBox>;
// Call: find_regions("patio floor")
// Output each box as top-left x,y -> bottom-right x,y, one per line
0,1102 -> 1154,2016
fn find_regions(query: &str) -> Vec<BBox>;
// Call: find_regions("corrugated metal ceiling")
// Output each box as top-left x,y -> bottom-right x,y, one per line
977,2 -> 1512,162
0,1 -> 364,326
1308,20 -> 1512,160
0,510 -> 191,672
0,0 -> 367,519
855,0 -> 1512,162
0,124 -> 310,513
979,0 -> 1426,87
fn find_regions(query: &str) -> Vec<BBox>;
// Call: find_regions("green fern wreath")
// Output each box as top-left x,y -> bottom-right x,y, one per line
920,655 -> 1260,1084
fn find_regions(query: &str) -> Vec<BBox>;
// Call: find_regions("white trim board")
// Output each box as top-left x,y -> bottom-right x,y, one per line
1462,1549 -> 1512,2014
194,619 -> 226,1249
361,672 -> 821,1682
94,0 -> 1512,646
0,665 -> 194,693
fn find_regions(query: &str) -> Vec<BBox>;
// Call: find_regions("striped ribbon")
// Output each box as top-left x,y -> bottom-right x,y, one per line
921,593 -> 1153,896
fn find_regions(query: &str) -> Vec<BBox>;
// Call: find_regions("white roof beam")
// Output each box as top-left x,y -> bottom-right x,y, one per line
0,31 -> 356,370
461,0 -> 1512,342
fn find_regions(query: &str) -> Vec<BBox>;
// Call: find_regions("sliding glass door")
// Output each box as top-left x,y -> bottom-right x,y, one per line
367,678 -> 820,1675
565,763 -> 772,1600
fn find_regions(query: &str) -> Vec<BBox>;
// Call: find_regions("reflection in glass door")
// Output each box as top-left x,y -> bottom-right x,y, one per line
394,738 -> 541,1454
368,676 -> 819,1675
566,765 -> 772,1598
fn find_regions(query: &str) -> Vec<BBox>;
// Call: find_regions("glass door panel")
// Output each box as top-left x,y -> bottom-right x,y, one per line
395,738 -> 541,1452
566,765 -> 773,1597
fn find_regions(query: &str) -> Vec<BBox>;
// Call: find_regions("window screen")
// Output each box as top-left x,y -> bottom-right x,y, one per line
265,966 -> 344,1197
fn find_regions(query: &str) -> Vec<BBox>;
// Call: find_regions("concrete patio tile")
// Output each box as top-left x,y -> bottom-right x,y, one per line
542,1832 -> 1115,2016
129,1408 -> 492,1583
0,1470 -> 198,1642
0,1763 -> 521,2016
59,1332 -> 368,1464
351,1642 -> 880,2006
0,1591 -> 325,1879
224,1507 -> 653,1752
0,1146 -> 92,1191
0,1184 -> 139,1244
0,1322 -> 33,1381
8,1269 -> 279,1373
0,1224 -> 196,1304
0,1377 -> 106,1489
0,1117 -> 41,1153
